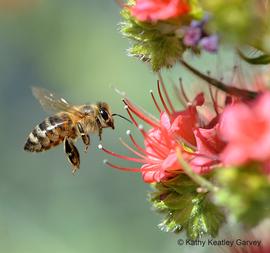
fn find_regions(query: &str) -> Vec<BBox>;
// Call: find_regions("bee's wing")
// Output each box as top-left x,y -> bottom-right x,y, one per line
32,86 -> 84,117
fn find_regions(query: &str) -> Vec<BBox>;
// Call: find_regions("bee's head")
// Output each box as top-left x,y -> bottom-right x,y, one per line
97,102 -> 114,129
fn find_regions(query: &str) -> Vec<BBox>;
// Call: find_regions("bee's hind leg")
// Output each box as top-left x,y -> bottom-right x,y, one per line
64,137 -> 80,175
77,123 -> 90,153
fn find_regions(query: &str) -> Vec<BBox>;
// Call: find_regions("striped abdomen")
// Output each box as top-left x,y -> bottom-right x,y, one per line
24,113 -> 77,152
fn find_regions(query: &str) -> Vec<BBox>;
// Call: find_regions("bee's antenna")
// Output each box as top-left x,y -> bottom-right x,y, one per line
112,113 -> 133,124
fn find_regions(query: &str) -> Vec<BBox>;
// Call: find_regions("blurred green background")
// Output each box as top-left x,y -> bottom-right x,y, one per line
0,1 -> 236,253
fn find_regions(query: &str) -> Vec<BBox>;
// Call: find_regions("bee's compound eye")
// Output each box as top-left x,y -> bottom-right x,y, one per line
100,109 -> 109,121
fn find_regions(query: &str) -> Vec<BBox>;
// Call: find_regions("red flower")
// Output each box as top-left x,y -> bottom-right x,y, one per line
100,80 -> 225,183
220,92 -> 270,168
129,0 -> 190,22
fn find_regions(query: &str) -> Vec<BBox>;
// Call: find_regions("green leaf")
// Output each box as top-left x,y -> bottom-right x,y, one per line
215,165 -> 270,226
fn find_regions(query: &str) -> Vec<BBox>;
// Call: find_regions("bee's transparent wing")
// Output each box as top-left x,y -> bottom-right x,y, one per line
32,86 -> 83,116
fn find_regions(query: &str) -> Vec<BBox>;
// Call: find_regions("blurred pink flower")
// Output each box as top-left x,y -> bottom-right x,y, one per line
129,0 -> 190,22
220,92 -> 270,167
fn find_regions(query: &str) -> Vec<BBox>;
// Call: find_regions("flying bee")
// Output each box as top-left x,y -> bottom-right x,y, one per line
24,87 -> 130,174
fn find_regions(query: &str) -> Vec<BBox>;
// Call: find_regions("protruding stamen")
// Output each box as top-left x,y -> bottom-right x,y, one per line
126,130 -> 131,135
150,90 -> 161,113
124,104 -> 139,127
123,99 -> 160,128
104,159 -> 142,172
179,78 -> 190,103
157,72 -> 176,113
157,80 -> 171,115
143,135 -> 168,159
137,126 -> 168,156
127,132 -> 160,159
174,84 -> 186,107
119,138 -> 151,161
98,144 -> 103,150
100,144 -> 147,163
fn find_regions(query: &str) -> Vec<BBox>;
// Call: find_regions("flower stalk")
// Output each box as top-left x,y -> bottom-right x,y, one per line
179,59 -> 258,99
176,147 -> 219,193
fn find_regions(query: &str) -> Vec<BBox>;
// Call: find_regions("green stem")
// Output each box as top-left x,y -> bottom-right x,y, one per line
176,148 -> 219,193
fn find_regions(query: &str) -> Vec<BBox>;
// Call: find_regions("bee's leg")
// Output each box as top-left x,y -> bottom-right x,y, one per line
77,123 -> 90,153
96,120 -> 103,141
64,137 -> 80,175
98,128 -> 103,141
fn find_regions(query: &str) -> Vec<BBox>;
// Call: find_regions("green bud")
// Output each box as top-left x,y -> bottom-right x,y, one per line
151,174 -> 225,239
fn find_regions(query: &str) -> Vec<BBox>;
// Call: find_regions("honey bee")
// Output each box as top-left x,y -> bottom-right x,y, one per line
24,87 -> 129,174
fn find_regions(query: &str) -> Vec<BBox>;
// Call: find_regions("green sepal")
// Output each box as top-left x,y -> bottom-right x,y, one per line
151,174 -> 225,239
128,36 -> 184,71
215,164 -> 270,226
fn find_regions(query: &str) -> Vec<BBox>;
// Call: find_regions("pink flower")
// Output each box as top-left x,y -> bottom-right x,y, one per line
141,112 -> 183,182
220,92 -> 270,167
191,123 -> 225,173
100,80 -> 225,183
129,0 -> 190,22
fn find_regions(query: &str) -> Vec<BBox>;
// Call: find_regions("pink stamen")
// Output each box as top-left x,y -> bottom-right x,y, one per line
179,78 -> 190,103
157,80 -> 171,115
119,137 -> 149,160
127,131 -> 162,160
98,144 -> 146,163
104,160 -> 159,173
150,90 -> 161,113
174,84 -> 187,107
144,138 -> 169,159
157,73 -> 176,113
104,160 -> 141,172
159,126 -> 174,148
128,131 -> 147,154
138,126 -> 167,158
124,105 -> 139,127
123,99 -> 160,128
